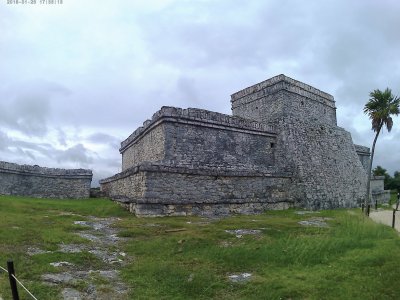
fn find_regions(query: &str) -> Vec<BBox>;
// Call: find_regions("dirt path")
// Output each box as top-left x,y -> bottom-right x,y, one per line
369,208 -> 400,232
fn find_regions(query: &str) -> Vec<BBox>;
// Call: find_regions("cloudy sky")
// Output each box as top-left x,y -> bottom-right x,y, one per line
1,0 -> 400,185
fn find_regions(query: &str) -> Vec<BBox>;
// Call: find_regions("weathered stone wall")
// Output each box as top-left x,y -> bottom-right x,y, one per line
121,123 -> 165,171
231,74 -> 337,126
273,120 -> 367,209
231,74 -> 367,209
354,144 -> 371,172
163,122 -> 276,170
371,176 -> 385,193
120,106 -> 277,171
371,191 -> 391,204
0,161 -> 92,199
100,168 -> 146,202
100,162 -> 293,217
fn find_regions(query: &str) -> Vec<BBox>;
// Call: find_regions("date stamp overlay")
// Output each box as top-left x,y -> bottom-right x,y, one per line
7,0 -> 63,4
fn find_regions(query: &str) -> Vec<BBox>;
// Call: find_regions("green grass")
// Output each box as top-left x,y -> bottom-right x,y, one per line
389,190 -> 398,206
1,196 -> 400,299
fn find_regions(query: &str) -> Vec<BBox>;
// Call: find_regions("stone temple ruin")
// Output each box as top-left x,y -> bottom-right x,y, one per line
100,74 -> 372,217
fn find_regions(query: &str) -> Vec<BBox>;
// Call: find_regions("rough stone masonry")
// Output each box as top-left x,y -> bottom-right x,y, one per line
0,161 -> 92,199
100,74 -> 370,217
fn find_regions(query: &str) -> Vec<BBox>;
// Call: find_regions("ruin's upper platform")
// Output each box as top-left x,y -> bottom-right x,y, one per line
231,74 -> 335,109
120,106 -> 276,153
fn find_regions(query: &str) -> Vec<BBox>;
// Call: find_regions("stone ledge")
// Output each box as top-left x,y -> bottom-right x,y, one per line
99,162 -> 292,184
127,201 -> 294,217
110,195 -> 293,206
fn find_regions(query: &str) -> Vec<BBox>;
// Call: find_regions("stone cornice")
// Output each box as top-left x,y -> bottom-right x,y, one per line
99,162 -> 292,184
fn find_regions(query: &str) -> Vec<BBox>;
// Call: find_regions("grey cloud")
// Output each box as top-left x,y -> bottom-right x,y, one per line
14,140 -> 54,155
15,96 -> 49,135
175,76 -> 201,106
3,136 -> 96,168
0,129 -> 52,156
0,132 -> 62,162
139,1 -> 312,69
56,144 -> 94,166
14,148 -> 36,161
93,157 -> 120,169
0,95 -> 50,137
86,133 -> 121,149
57,128 -> 68,146
0,81 -> 71,137
311,2 -> 400,98
0,130 -> 11,150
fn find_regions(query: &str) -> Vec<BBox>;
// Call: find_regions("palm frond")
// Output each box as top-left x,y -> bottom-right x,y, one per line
386,117 -> 393,132
364,87 -> 400,133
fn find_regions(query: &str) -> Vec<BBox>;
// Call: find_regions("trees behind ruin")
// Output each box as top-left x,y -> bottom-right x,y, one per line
373,166 -> 400,191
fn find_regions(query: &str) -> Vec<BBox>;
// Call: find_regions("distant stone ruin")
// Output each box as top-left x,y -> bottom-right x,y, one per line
0,161 -> 92,199
100,74 -> 370,216
370,176 -> 391,204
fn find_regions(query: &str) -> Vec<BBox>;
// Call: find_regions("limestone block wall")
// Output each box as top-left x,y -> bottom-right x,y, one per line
273,120 -> 367,209
121,123 -> 165,171
0,161 -> 92,199
371,176 -> 385,193
100,163 -> 293,217
370,176 -> 390,204
99,167 -> 146,201
120,106 -> 277,171
355,144 -> 370,172
231,75 -> 368,209
231,74 -> 337,126
163,122 -> 276,170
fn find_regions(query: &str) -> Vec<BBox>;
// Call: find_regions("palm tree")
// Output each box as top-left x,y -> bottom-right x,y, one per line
363,88 -> 400,214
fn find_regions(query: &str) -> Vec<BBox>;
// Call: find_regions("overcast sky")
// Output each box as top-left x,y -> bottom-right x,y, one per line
1,0 -> 400,186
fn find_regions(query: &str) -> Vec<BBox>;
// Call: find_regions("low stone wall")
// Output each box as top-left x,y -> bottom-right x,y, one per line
0,161 -> 92,199
370,176 -> 385,193
100,163 -> 294,217
371,191 -> 391,204
370,176 -> 390,204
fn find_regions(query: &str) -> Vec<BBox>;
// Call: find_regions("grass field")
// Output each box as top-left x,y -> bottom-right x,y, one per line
0,195 -> 400,299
